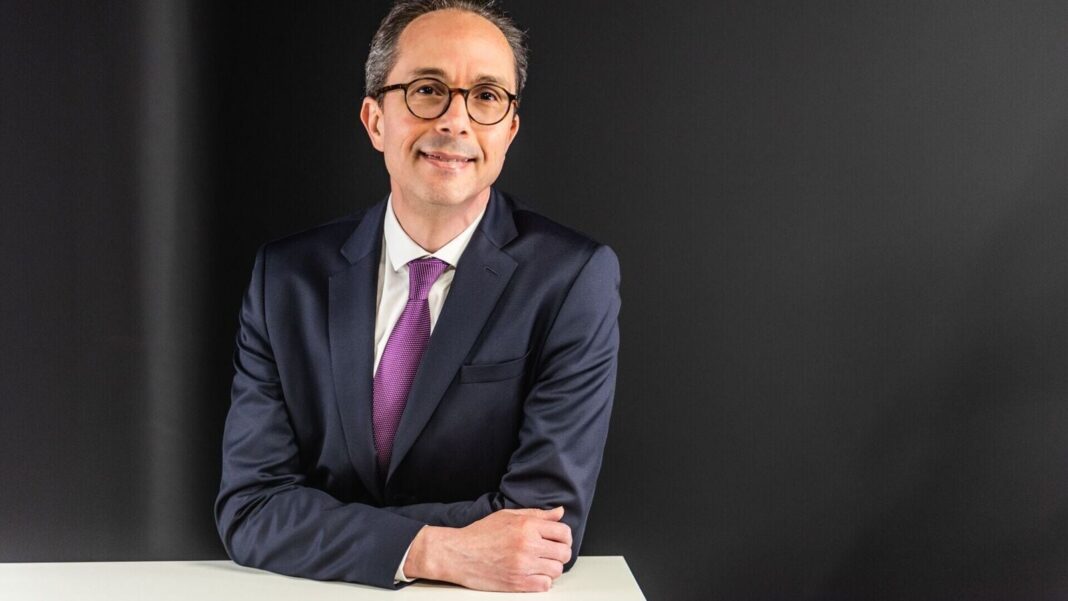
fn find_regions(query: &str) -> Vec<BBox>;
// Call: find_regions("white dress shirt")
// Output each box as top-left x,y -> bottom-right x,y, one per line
374,195 -> 485,374
374,195 -> 486,582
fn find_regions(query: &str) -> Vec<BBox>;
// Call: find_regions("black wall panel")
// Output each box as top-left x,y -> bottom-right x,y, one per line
3,2 -> 1067,599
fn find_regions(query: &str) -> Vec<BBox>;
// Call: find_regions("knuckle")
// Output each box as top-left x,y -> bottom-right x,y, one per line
511,532 -> 530,551
507,554 -> 524,572
519,535 -> 538,555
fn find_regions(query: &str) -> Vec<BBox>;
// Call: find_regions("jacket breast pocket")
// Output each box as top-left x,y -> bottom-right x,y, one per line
459,351 -> 530,383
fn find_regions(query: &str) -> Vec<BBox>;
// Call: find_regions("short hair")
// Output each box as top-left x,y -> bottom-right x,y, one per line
364,0 -> 528,100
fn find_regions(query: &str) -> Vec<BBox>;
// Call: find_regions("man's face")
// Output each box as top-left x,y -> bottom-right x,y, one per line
361,9 -> 520,213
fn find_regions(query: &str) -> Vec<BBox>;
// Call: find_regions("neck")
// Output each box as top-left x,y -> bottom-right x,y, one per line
390,187 -> 490,253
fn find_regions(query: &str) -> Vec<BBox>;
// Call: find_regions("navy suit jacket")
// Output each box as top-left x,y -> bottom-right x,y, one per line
214,189 -> 621,588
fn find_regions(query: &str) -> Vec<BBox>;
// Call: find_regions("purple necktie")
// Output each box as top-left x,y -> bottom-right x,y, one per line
372,257 -> 449,475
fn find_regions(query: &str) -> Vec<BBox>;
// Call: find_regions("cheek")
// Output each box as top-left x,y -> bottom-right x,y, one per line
380,116 -> 417,154
482,134 -> 513,162
381,137 -> 410,175
382,135 -> 415,170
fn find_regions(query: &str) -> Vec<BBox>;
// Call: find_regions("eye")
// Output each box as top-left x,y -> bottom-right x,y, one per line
415,84 -> 444,96
472,86 -> 504,103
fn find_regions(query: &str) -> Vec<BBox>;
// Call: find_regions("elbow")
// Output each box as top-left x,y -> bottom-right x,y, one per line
214,506 -> 244,564
214,492 -> 260,567
216,512 -> 261,569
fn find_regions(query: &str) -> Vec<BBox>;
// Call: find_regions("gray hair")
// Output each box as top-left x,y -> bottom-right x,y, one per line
364,0 -> 528,100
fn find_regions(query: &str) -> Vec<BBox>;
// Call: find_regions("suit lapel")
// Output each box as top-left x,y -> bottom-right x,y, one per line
386,190 -> 519,483
329,199 -> 386,502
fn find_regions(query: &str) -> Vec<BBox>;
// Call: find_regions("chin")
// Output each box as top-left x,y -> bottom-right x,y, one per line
421,185 -> 481,208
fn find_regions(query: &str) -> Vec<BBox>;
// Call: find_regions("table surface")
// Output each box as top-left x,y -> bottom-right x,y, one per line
0,556 -> 644,600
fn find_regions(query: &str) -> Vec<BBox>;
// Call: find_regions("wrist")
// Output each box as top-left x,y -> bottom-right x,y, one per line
404,525 -> 449,581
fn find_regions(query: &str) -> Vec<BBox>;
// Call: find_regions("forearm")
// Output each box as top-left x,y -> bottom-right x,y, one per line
379,487 -> 582,541
379,491 -> 504,527
217,481 -> 425,588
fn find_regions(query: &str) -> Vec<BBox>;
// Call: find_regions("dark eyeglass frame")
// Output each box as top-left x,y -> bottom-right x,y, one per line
375,77 -> 520,126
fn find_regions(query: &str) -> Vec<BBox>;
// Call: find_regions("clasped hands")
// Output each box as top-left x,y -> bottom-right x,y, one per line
403,506 -> 573,592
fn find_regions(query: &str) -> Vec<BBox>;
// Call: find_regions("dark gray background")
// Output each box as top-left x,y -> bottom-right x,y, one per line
3,1 -> 1067,599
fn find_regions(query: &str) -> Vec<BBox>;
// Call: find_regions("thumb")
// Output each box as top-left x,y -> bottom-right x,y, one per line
537,505 -> 566,521
510,506 -> 565,520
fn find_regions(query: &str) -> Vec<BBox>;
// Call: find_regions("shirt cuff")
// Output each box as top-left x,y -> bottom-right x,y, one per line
394,541 -> 416,583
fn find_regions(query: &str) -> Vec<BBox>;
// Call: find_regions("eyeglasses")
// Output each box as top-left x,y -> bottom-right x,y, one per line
376,77 -> 519,126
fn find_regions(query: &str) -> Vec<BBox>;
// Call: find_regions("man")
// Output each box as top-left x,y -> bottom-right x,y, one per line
214,0 -> 620,592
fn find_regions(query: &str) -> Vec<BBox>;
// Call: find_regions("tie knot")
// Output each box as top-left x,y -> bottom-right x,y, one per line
407,257 -> 449,300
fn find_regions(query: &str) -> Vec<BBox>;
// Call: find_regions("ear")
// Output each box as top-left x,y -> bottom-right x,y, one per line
360,96 -> 385,152
504,111 -> 520,148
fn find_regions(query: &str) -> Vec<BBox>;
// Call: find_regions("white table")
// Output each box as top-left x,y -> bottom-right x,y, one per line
1,556 -> 645,600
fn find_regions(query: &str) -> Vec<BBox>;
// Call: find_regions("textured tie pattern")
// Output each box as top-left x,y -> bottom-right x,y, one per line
372,257 -> 449,474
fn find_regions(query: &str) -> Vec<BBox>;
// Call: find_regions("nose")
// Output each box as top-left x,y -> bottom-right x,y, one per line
434,89 -> 471,135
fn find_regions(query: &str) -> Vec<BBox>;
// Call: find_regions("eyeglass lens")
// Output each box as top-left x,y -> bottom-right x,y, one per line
405,78 -> 511,124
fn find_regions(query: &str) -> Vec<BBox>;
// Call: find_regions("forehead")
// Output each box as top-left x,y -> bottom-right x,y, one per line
391,9 -> 516,89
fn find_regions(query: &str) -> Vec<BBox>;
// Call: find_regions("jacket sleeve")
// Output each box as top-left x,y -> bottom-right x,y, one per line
377,244 -> 622,571
214,245 -> 425,589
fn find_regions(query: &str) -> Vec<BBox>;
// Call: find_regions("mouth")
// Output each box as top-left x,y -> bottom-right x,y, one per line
419,150 -> 476,169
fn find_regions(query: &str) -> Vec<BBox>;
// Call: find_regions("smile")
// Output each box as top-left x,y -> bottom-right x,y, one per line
419,151 -> 475,169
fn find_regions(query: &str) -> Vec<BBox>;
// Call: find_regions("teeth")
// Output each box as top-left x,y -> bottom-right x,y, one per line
425,153 -> 469,162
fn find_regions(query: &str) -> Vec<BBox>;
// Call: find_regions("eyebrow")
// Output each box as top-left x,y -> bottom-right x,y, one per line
408,67 -> 510,88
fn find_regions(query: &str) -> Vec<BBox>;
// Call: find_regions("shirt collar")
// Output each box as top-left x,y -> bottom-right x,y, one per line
383,194 -> 487,272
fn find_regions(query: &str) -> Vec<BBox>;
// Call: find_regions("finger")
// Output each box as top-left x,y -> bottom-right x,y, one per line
529,557 -> 565,580
521,574 -> 553,592
534,519 -> 572,545
536,539 -> 573,564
